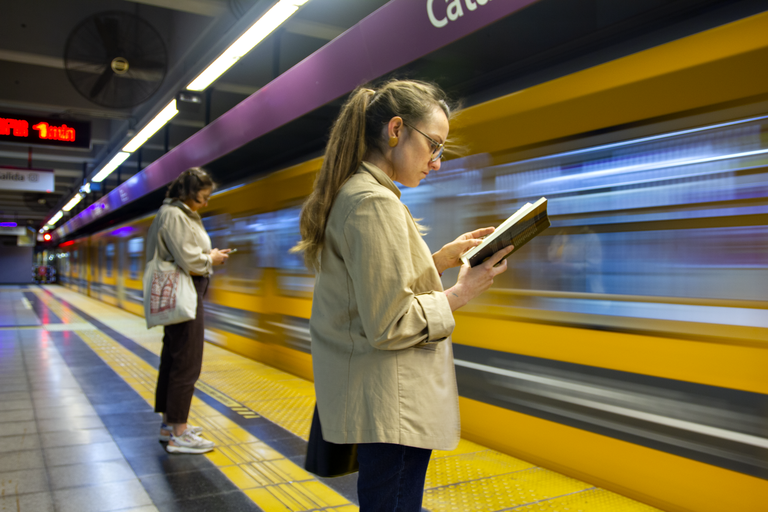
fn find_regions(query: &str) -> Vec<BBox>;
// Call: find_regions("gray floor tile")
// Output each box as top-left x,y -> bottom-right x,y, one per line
0,467 -> 50,495
53,479 -> 153,512
45,441 -> 124,467
48,460 -> 137,490
0,399 -> 34,412
40,427 -> 114,448
113,507 -> 159,512
0,383 -> 29,393
0,433 -> 41,453
0,420 -> 37,437
35,404 -> 98,420
0,491 -> 55,512
0,391 -> 31,403
0,449 -> 46,472
32,388 -> 85,400
0,408 -> 34,423
34,394 -> 91,409
37,415 -> 106,433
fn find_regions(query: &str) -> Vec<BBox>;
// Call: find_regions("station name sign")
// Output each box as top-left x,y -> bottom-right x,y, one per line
0,112 -> 91,149
0,166 -> 55,193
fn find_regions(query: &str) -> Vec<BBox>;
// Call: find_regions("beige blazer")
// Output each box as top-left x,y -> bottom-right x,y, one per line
146,199 -> 213,277
310,162 -> 460,451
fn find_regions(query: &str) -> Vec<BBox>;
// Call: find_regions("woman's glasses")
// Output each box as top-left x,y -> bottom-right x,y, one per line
403,122 -> 444,162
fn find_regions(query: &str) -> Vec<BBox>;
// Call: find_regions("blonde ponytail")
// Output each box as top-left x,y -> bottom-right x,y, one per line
293,80 -> 453,271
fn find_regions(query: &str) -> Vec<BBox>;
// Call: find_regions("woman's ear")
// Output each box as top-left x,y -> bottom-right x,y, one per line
387,116 -> 403,140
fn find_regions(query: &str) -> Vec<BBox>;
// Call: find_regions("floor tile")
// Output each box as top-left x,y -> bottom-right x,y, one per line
53,479 -> 153,512
40,427 -> 114,448
35,403 -> 98,420
154,490 -> 262,512
0,420 -> 37,437
0,399 -> 34,412
139,468 -> 239,504
37,415 -> 106,433
44,441 -> 125,467
0,467 -> 50,495
33,394 -> 92,409
0,408 -> 35,423
48,460 -> 138,490
0,491 -> 55,512
125,452 -> 217,478
115,437 -> 171,460
0,433 -> 41,453
0,449 -> 46,472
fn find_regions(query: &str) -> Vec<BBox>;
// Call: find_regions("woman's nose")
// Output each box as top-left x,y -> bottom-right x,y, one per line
429,157 -> 442,171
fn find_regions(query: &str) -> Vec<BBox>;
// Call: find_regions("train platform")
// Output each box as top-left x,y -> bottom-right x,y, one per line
0,284 -> 663,512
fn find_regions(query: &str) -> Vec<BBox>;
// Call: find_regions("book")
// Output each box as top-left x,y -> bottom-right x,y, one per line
460,197 -> 550,267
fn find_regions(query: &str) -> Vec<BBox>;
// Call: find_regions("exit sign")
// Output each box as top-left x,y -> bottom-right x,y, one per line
0,112 -> 91,149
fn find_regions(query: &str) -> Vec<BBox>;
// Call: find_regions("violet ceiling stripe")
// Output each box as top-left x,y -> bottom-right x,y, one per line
57,0 -> 539,238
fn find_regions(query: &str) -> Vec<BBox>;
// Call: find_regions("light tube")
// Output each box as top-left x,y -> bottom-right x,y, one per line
123,100 -> 179,152
62,193 -> 83,212
92,152 -> 131,183
187,0 -> 310,91
46,211 -> 63,226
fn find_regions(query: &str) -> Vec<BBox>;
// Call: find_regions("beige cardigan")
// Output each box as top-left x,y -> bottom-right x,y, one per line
145,199 -> 213,277
310,162 -> 460,451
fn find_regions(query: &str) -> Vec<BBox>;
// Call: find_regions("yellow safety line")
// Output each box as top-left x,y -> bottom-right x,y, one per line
35,287 -> 664,512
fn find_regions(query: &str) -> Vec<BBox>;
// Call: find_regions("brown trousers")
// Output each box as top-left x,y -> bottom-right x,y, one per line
154,276 -> 209,424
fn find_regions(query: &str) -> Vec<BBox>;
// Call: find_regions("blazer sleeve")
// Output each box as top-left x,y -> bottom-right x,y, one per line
341,193 -> 454,351
159,212 -> 213,276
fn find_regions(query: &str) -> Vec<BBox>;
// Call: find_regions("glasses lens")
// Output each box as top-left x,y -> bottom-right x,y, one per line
431,145 -> 444,162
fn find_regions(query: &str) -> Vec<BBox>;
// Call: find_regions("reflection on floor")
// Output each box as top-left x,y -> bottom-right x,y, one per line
0,285 -> 662,512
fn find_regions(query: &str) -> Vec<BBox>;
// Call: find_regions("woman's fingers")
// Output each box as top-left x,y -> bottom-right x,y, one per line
484,245 -> 514,268
468,226 -> 495,239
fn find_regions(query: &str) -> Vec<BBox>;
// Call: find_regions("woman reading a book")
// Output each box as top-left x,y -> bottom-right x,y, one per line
293,80 -> 513,512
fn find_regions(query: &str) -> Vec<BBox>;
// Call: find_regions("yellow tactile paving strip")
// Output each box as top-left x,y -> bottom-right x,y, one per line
35,286 -> 664,512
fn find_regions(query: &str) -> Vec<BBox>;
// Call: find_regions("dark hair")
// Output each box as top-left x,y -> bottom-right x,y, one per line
166,167 -> 215,201
293,79 -> 456,271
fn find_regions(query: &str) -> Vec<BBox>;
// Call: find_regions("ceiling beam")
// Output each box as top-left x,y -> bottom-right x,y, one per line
284,19 -> 346,41
125,0 -> 227,17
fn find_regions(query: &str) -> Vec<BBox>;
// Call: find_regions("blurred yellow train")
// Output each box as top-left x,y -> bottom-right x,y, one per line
47,11 -> 768,512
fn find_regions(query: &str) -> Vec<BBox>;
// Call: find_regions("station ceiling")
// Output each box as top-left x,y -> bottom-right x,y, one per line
1,0 -> 765,241
0,0 -> 388,231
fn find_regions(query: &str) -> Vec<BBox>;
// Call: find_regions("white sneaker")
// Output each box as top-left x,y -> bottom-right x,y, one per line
166,429 -> 215,454
160,423 -> 203,442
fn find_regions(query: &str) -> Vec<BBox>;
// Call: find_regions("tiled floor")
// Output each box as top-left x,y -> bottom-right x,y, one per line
0,285 -> 664,512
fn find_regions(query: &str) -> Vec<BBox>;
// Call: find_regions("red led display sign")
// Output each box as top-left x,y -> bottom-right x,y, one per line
0,112 -> 90,149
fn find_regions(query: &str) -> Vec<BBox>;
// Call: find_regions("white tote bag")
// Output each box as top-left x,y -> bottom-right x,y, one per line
143,248 -> 197,329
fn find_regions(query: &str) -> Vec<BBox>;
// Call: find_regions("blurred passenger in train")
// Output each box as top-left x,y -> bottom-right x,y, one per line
293,80 -> 514,511
547,226 -> 605,293
145,167 -> 231,454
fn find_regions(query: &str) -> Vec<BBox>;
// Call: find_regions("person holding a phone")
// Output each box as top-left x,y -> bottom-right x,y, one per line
145,167 -> 231,453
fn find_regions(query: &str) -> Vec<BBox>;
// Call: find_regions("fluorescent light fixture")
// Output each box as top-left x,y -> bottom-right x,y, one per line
80,182 -> 91,194
47,211 -> 63,226
92,152 -> 131,183
187,0 -> 310,91
62,193 -> 83,212
123,100 -> 179,152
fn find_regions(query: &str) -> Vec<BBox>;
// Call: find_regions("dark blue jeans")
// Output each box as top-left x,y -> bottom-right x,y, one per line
357,443 -> 432,512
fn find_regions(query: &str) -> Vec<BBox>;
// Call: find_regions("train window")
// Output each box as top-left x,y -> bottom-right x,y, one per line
105,243 -> 115,277
72,250 -> 79,273
127,237 -> 144,280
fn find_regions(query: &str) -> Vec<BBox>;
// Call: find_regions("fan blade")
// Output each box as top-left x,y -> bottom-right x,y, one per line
128,58 -> 166,70
89,67 -> 113,98
94,16 -> 120,57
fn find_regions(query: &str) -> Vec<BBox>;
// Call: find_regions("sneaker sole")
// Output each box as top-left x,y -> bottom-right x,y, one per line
166,444 -> 214,454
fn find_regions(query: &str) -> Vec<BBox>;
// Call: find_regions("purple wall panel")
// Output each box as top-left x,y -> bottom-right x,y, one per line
57,0 -> 540,240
